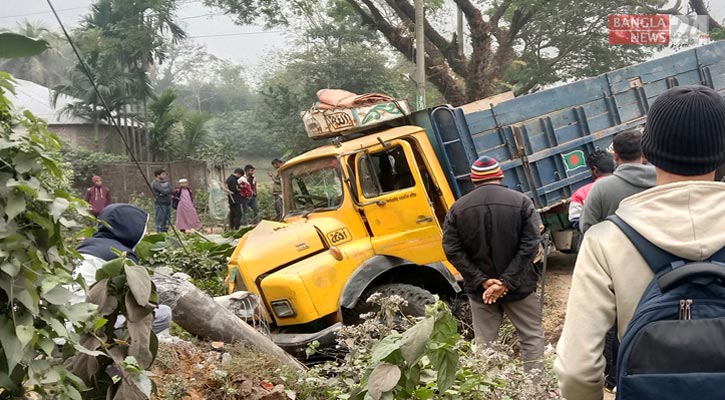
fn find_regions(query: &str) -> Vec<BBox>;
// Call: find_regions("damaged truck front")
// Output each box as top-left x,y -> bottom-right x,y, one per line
226,126 -> 463,355
225,41 -> 725,355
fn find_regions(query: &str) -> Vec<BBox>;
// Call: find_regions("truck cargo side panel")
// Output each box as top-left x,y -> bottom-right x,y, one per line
430,41 -> 725,210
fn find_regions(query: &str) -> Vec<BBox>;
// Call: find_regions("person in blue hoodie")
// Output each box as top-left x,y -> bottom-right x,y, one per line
76,203 -> 172,334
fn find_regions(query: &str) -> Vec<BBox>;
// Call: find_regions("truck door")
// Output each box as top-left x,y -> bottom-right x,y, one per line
355,140 -> 446,264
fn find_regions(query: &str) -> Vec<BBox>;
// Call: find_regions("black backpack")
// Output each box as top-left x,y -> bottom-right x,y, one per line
609,215 -> 725,399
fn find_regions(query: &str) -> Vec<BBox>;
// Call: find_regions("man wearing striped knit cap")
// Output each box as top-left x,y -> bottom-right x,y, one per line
443,155 -> 545,371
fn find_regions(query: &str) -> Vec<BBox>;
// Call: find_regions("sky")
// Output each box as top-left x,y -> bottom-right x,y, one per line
1,0 -> 723,84
0,0 -> 292,78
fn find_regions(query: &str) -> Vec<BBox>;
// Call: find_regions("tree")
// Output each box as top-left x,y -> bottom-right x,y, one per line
53,0 -> 187,130
175,110 -> 211,158
0,21 -> 73,87
52,62 -> 132,142
0,36 -> 95,398
152,41 -> 255,113
208,0 -> 665,104
252,0 -> 442,153
148,89 -> 182,161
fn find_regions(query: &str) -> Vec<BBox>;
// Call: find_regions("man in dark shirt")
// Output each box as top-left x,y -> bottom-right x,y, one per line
151,168 -> 173,233
226,168 -> 244,230
443,156 -> 544,371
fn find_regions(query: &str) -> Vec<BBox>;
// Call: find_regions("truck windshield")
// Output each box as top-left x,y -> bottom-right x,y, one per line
282,157 -> 344,216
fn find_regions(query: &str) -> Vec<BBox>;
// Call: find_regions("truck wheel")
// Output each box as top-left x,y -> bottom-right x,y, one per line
449,294 -> 474,340
343,283 -> 435,325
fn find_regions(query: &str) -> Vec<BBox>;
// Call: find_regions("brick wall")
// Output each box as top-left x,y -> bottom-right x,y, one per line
96,160 -> 209,202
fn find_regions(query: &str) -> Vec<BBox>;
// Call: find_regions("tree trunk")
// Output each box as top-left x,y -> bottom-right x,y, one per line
151,274 -> 306,372
688,0 -> 723,31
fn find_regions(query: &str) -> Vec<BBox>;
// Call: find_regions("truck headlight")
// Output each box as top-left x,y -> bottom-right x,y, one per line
270,299 -> 296,318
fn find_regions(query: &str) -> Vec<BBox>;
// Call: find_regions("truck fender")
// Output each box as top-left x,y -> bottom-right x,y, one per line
339,255 -> 461,309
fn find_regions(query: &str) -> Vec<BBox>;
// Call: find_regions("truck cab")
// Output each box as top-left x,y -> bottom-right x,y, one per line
226,125 -> 464,353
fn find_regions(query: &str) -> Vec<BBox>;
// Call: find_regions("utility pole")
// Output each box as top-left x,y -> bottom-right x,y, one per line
457,8 -> 464,56
415,0 -> 426,110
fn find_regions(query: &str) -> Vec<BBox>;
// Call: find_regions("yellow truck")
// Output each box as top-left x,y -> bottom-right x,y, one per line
225,41 -> 725,354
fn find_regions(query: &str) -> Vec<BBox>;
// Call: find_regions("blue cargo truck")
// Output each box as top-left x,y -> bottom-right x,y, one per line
226,41 -> 725,353
423,40 -> 725,250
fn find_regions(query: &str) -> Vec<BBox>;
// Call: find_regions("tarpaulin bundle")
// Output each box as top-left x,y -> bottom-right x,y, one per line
315,89 -> 395,110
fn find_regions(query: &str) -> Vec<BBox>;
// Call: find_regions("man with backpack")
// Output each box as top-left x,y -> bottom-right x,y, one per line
555,85 -> 725,399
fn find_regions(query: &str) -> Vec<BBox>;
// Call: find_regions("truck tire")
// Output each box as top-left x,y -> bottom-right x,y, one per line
343,283 -> 435,324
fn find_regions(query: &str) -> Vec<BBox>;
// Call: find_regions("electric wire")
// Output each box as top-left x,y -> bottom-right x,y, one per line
0,6 -> 87,19
45,0 -> 190,253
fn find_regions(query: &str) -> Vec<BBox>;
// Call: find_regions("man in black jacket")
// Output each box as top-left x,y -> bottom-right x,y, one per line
443,156 -> 544,371
226,168 -> 244,230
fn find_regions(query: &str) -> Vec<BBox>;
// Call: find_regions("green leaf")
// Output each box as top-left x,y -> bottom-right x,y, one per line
49,197 -> 70,221
40,275 -> 64,295
124,264 -> 152,307
93,317 -> 108,331
1,261 -> 20,277
13,152 -> 37,174
26,211 -> 54,234
6,180 -> 38,197
412,386 -> 434,399
435,350 -> 458,393
42,285 -> 74,305
15,324 -> 34,347
15,279 -> 40,315
29,359 -> 60,384
42,314 -> 68,338
0,316 -> 25,372
5,192 -> 26,221
399,316 -> 434,365
95,258 -> 125,282
63,303 -> 97,325
367,363 -> 400,400
368,334 -> 402,366
37,337 -> 55,357
0,33 -> 51,58
64,385 -> 83,400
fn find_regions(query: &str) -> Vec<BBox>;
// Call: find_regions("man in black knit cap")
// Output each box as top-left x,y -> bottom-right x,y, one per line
555,85 -> 725,400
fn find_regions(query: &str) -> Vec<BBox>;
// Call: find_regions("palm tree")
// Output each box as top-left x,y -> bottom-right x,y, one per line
176,111 -> 210,159
148,89 -> 181,161
0,20 -> 73,86
51,0 -> 187,156
79,0 -> 186,104
51,63 -> 132,142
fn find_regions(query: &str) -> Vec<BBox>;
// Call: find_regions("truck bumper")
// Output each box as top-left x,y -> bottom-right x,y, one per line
271,322 -> 342,358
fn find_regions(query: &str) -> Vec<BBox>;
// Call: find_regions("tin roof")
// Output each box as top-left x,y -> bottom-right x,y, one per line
6,79 -> 90,125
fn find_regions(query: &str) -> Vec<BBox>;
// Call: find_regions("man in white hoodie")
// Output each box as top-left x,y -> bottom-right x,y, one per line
554,85 -> 725,399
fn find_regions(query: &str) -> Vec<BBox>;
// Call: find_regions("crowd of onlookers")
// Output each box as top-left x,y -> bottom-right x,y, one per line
84,158 -> 285,233
444,85 -> 725,400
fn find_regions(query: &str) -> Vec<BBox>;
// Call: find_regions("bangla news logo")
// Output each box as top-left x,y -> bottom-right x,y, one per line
608,14 -> 709,45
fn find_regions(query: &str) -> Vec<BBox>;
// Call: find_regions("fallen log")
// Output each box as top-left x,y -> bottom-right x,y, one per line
151,274 -> 305,372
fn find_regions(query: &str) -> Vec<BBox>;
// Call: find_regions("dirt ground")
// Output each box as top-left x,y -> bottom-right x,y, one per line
541,251 -> 615,400
541,251 -> 576,343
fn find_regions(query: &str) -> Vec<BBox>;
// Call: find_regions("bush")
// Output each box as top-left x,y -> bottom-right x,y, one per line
136,231 -> 251,297
61,146 -> 127,190
284,296 -> 558,399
